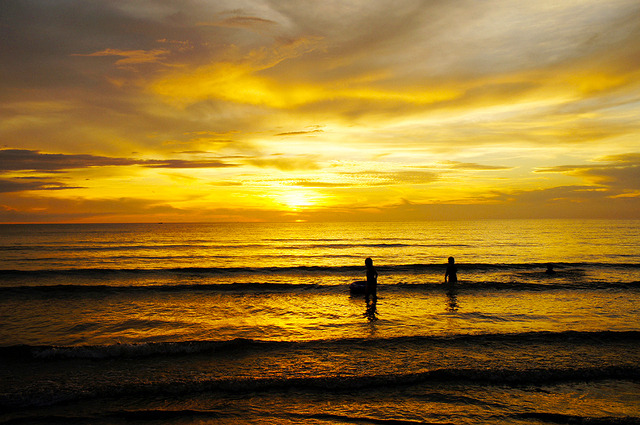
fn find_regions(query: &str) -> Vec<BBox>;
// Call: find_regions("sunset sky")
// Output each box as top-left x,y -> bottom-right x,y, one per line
1,0 -> 639,223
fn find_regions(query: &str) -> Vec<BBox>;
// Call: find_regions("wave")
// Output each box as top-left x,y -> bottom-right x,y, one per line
515,412 -> 640,425
1,279 -> 638,297
3,330 -> 639,361
0,282 -> 330,297
1,365 -> 638,412
0,241 -> 474,252
2,261 -> 639,274
10,409 -> 640,425
2,263 -> 638,298
1,264 -> 638,284
299,412 -> 640,425
0,265 -> 365,275
200,366 -> 640,390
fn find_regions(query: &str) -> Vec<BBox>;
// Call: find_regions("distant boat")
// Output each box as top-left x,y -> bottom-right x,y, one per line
349,280 -> 367,294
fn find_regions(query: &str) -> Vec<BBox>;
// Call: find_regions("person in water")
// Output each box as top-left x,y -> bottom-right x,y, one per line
365,257 -> 378,304
445,256 -> 457,284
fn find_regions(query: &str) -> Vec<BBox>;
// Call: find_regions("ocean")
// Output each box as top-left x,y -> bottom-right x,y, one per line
0,220 -> 639,424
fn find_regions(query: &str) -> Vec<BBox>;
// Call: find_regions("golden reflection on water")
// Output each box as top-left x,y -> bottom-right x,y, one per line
445,287 -> 459,313
5,284 -> 638,347
4,239 -> 640,347
160,287 -> 637,342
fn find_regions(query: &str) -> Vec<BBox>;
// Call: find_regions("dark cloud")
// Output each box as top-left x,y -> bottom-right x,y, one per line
274,129 -> 324,136
599,153 -> 640,164
143,159 -> 236,169
535,153 -> 640,191
262,1 -> 435,81
0,179 -> 82,193
0,149 -> 139,171
1,2 -> 154,89
0,1 -> 227,103
505,185 -> 609,204
0,149 -> 237,172
583,166 -> 640,190
204,16 -> 278,29
0,195 -> 185,223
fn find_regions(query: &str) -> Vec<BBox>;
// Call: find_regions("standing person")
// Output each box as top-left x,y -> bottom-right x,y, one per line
445,256 -> 458,284
545,263 -> 556,275
365,257 -> 378,304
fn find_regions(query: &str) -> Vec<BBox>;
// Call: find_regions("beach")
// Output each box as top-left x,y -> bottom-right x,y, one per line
1,220 -> 639,424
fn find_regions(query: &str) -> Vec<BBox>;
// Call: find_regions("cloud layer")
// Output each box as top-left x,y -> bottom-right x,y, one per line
1,0 -> 639,222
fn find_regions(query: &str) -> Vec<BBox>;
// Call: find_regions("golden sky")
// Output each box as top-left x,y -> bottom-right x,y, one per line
1,0 -> 639,222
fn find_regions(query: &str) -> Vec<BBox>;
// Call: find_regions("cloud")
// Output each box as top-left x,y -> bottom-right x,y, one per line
0,1 -> 181,91
2,1 -> 640,222
0,149 -> 137,171
201,16 -> 278,30
0,195 -> 186,223
274,128 -> 324,136
260,168 -> 440,188
506,185 -> 610,204
535,153 -> 640,191
339,170 -> 439,186
247,155 -> 321,171
0,150 -> 237,172
0,179 -> 82,193
72,49 -> 170,68
598,153 -> 640,164
438,161 -> 512,171
149,35 -> 326,108
143,159 -> 236,169
290,181 -> 348,188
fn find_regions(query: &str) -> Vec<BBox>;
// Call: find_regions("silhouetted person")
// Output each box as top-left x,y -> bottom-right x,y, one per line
445,256 -> 457,284
545,263 -> 556,275
365,257 -> 378,305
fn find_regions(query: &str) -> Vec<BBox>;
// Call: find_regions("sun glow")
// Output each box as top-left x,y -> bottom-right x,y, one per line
150,59 -> 461,109
276,190 -> 321,211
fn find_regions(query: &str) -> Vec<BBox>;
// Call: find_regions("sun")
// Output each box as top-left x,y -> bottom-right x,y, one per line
277,190 -> 319,211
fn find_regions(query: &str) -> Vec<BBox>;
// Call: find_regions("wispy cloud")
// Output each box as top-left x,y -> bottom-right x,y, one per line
200,16 -> 278,30
274,129 -> 324,136
535,153 -> 640,191
72,49 -> 170,68
337,170 -> 440,186
0,150 -> 237,172
247,155 -> 321,171
438,161 -> 513,171
0,179 -> 82,193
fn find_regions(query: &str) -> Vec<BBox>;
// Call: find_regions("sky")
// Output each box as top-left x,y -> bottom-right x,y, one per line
1,0 -> 640,223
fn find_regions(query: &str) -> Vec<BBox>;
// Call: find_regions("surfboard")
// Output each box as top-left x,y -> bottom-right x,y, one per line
349,280 -> 367,294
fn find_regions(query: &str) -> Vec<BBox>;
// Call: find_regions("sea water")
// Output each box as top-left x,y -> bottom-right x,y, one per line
0,220 -> 639,424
